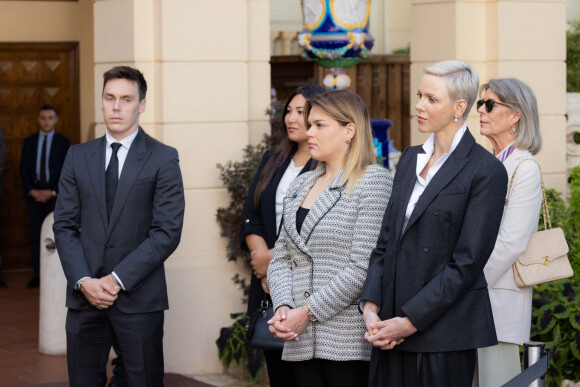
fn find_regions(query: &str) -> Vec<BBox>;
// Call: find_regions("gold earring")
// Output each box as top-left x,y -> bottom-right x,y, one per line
510,127 -> 515,134
345,137 -> 351,144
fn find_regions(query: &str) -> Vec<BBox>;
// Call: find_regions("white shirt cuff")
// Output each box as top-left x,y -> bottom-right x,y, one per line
75,276 -> 90,291
111,271 -> 126,291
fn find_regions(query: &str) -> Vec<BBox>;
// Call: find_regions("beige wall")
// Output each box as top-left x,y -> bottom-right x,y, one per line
0,0 -> 95,143
374,0 -> 411,53
93,0 -> 271,375
410,0 -> 567,193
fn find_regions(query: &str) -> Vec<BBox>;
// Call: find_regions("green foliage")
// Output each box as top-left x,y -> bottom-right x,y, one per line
531,281 -> 580,386
215,313 -> 266,383
216,136 -> 270,301
530,167 -> 580,385
215,104 -> 284,383
539,168 -> 580,282
392,45 -> 410,54
567,20 -> 580,92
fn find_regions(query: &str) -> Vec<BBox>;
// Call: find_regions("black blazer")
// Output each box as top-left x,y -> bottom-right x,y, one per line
240,149 -> 314,315
53,129 -> 185,313
20,131 -> 70,194
361,130 -> 507,355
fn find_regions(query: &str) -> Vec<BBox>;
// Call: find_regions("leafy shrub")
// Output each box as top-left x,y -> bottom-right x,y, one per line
531,281 -> 580,386
215,313 -> 266,383
216,138 -> 269,301
530,167 -> 580,385
214,102 -> 285,383
567,20 -> 580,92
215,101 -> 285,301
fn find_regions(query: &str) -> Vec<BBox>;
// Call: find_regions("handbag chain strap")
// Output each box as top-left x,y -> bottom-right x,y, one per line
506,158 -> 551,230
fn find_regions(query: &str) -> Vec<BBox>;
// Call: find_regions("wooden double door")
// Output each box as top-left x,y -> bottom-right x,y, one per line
0,42 -> 80,270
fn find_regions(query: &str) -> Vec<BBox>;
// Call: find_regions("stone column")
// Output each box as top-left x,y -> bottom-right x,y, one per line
38,213 -> 67,356
410,0 -> 567,192
93,0 -> 270,374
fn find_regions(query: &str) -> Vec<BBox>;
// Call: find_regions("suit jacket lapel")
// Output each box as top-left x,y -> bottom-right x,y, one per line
107,130 -> 151,236
404,130 -> 475,234
300,169 -> 343,243
86,136 -> 108,230
394,147 -> 421,242
282,165 -> 325,257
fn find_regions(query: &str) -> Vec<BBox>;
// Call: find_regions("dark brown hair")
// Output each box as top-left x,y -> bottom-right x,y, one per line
253,85 -> 325,207
39,105 -> 57,114
103,66 -> 147,101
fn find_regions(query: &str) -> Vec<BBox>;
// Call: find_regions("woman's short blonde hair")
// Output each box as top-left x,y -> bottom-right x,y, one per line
424,60 -> 479,121
479,78 -> 542,155
304,90 -> 377,194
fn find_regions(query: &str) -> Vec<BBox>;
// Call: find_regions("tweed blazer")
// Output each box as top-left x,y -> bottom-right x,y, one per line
484,147 -> 541,345
268,163 -> 393,362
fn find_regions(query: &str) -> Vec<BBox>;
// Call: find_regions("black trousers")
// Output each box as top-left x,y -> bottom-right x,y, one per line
264,349 -> 295,387
66,306 -> 164,387
25,196 -> 55,277
109,332 -> 127,387
292,358 -> 369,387
369,348 -> 476,387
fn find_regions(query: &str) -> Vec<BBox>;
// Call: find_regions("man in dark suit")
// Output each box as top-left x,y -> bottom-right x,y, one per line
20,105 -> 70,288
53,66 -> 185,386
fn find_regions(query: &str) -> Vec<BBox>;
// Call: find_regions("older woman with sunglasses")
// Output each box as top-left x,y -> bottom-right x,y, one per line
473,78 -> 543,387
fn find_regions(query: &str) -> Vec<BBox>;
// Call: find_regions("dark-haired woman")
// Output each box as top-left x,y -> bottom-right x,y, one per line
240,85 -> 325,386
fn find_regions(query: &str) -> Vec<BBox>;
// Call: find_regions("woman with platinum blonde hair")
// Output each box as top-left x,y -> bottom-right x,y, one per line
267,90 -> 393,387
473,78 -> 543,387
360,60 -> 508,386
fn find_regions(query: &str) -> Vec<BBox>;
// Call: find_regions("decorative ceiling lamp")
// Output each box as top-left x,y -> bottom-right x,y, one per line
299,0 -> 374,90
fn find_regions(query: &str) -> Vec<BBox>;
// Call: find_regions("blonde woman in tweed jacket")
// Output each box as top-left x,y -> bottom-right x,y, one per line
267,90 -> 393,387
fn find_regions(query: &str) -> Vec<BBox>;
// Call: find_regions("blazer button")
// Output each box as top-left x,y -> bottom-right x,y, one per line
245,219 -> 250,223
304,292 -> 310,298
423,246 -> 429,252
105,245 -> 111,251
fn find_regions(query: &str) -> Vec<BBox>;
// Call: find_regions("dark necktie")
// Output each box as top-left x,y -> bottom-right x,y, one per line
39,135 -> 47,188
106,143 -> 122,220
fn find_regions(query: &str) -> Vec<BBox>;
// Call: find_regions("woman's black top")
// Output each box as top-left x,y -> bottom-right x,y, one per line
295,207 -> 310,234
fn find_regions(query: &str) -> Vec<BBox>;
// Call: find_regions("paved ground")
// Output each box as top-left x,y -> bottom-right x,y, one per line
0,270 -> 265,387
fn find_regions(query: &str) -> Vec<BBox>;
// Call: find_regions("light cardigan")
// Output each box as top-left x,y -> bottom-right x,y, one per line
268,163 -> 393,362
484,146 -> 542,345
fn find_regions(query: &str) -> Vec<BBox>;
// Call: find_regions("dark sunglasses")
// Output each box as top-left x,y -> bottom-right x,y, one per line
477,99 -> 510,113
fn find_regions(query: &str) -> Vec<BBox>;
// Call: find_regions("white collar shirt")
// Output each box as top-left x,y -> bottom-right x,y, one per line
105,128 -> 139,178
402,124 -> 467,232
36,130 -> 55,181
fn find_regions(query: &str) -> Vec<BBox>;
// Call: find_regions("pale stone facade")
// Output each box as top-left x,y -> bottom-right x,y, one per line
92,0 -> 271,374
0,0 -> 572,377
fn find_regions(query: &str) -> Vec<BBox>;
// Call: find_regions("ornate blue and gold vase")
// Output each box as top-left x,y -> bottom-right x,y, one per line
299,0 -> 374,89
